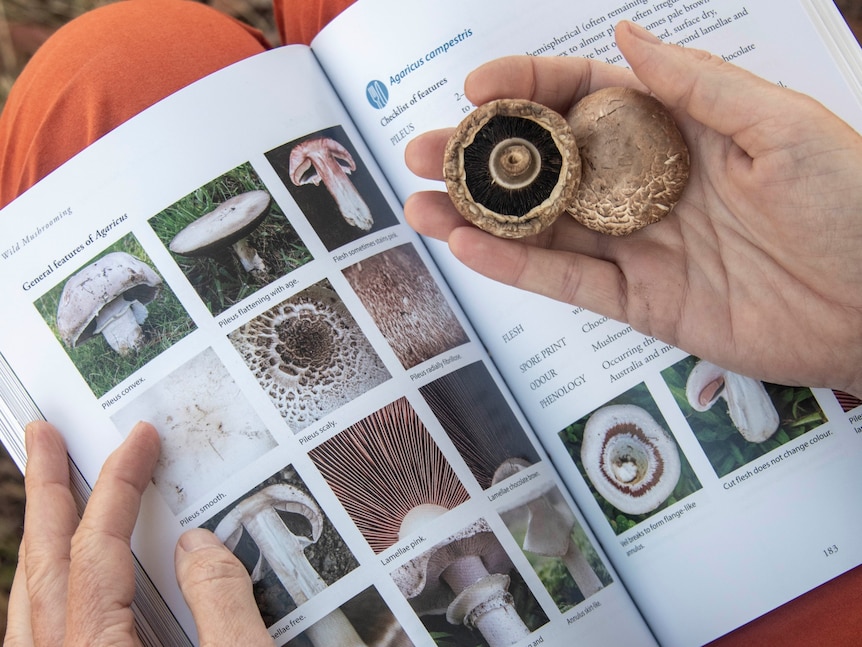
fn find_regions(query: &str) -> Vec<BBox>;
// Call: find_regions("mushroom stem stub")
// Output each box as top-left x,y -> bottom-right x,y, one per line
443,99 -> 580,239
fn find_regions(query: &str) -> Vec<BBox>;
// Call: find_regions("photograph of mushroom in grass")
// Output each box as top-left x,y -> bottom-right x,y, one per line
148,162 -> 313,315
308,397 -> 470,554
391,518 -> 549,647
228,278 -> 390,433
202,465 -> 359,629
662,355 -> 827,479
558,383 -> 702,535
266,125 -> 400,251
110,348 -> 277,514
419,361 -> 540,489
343,243 -> 470,368
33,234 -> 195,398
284,586 -> 414,647
497,481 -> 612,613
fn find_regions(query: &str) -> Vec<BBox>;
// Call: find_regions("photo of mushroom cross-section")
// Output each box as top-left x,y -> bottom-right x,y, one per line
343,243 -> 470,368
662,355 -> 827,478
110,347 -> 277,514
558,383 -> 702,535
266,125 -> 400,251
391,518 -> 548,647
148,161 -> 313,315
202,466 -> 359,629
308,397 -> 470,554
33,235 -> 195,398
228,278 -> 390,433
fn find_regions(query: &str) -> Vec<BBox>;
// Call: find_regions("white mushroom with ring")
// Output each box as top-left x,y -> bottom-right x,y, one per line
580,404 -> 681,516
56,251 -> 162,356
685,360 -> 780,443
289,137 -> 374,231
169,189 -> 272,276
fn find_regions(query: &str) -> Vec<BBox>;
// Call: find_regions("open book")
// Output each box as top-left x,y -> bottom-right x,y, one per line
1,0 -> 861,645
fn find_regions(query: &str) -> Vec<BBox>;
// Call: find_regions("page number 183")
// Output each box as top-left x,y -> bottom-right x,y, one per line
823,544 -> 839,557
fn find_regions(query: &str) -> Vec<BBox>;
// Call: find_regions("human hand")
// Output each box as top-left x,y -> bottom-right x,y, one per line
404,20 -> 862,397
4,420 -> 272,647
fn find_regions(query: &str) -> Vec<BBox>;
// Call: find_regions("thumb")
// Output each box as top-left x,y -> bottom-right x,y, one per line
174,528 -> 272,646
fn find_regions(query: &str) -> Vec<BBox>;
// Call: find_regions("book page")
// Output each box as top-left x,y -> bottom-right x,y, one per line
313,0 -> 862,645
0,45 -> 654,646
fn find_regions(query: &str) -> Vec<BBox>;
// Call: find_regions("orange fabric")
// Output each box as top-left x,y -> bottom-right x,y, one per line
0,0 -> 858,643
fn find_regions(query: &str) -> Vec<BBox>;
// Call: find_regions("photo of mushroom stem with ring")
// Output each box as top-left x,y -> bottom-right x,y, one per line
418,360 -> 540,490
284,586 -> 415,647
662,355 -> 827,479
266,125 -> 400,252
33,234 -> 196,398
308,397 -> 470,554
148,162 -> 313,315
202,465 -> 359,629
228,278 -> 390,433
109,347 -> 277,514
391,518 -> 549,647
558,383 -> 702,535
343,243 -> 470,369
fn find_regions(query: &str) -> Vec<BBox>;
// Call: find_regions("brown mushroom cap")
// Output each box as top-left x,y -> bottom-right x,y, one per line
565,87 -> 689,236
443,99 -> 580,239
169,190 -> 272,256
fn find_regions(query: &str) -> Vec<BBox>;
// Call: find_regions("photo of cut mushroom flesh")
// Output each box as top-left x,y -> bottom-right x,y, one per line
685,360 -> 780,443
56,251 -> 162,356
168,189 -> 272,275
289,137 -> 374,231
444,89 -> 689,238
580,404 -> 681,516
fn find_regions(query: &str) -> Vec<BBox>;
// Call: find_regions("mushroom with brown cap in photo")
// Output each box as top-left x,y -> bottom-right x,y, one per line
56,250 -> 163,356
580,404 -> 682,516
392,519 -> 541,647
289,137 -> 374,231
443,98 -> 581,239
685,360 -> 780,443
169,189 -> 272,276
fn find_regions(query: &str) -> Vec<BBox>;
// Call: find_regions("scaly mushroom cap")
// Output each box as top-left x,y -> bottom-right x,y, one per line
580,404 -> 681,515
565,87 -> 689,236
168,190 -> 272,256
56,251 -> 162,348
443,99 -> 580,239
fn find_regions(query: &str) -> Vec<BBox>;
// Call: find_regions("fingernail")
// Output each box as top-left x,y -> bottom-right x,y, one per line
622,20 -> 663,45
178,528 -> 223,553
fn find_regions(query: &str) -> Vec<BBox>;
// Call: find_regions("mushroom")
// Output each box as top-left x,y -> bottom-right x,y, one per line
493,459 -> 603,600
289,138 -> 374,231
580,404 -> 681,515
685,360 -> 780,443
169,189 -> 272,276
443,99 -> 581,238
56,251 -> 163,356
392,519 -> 531,647
444,89 -> 689,237
564,87 -> 690,236
215,483 -> 367,646
308,397 -> 469,553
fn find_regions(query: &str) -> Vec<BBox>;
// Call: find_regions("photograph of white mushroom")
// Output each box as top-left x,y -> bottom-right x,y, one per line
284,586 -> 414,647
201,465 -> 359,629
662,355 -> 827,478
33,234 -> 195,398
228,278 -> 390,432
265,126 -> 399,251
558,383 -> 701,535
110,347 -> 277,514
148,162 -> 313,315
418,361 -> 540,489
495,473 -> 612,612
391,518 -> 548,647
308,397 -> 470,554
343,244 -> 470,368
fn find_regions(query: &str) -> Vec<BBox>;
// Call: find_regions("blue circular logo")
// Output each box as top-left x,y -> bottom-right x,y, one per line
366,80 -> 389,109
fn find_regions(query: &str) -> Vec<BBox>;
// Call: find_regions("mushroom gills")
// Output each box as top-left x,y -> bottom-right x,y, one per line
91,295 -> 150,354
